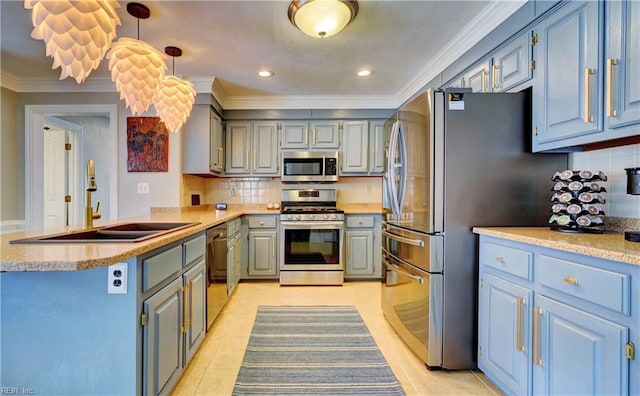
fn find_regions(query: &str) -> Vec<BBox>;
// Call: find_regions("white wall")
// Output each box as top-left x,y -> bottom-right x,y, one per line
1,87 -> 18,221
570,144 -> 640,218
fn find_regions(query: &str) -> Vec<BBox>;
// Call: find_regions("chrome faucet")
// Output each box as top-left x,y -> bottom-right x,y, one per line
85,159 -> 101,228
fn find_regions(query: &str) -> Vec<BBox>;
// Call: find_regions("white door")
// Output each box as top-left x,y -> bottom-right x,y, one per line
43,127 -> 68,228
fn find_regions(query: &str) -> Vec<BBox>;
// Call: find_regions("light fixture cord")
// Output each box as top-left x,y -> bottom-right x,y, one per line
172,56 -> 175,76
136,17 -> 140,40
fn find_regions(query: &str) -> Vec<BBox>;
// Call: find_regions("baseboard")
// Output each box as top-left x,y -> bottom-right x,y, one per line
0,220 -> 25,234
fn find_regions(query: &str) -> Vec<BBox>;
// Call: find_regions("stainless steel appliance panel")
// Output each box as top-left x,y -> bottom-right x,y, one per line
382,252 -> 443,368
279,221 -> 344,271
281,151 -> 339,183
206,225 -> 228,330
382,223 -> 443,273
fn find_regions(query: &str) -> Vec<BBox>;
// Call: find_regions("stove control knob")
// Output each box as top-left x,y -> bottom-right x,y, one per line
323,214 -> 329,219
309,214 -> 315,219
287,215 -> 293,220
331,214 -> 337,220
295,215 -> 301,220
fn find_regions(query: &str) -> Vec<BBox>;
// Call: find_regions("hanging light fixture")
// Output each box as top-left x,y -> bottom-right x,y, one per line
25,0 -> 121,83
155,46 -> 196,133
106,2 -> 166,116
288,0 -> 358,38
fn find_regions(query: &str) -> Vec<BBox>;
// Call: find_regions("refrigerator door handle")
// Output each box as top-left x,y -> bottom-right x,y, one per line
383,230 -> 425,247
396,121 -> 408,211
384,261 -> 424,284
387,121 -> 401,215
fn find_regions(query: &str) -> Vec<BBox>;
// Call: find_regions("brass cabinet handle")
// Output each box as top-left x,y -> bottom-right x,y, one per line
606,58 -> 618,117
245,150 -> 249,169
495,256 -> 505,264
492,65 -> 499,90
313,128 -> 317,145
563,276 -> 579,285
188,280 -> 194,325
516,297 -> 526,352
461,76 -> 466,88
254,150 -> 257,171
181,286 -> 187,333
533,306 -> 543,366
218,147 -> 223,167
305,128 -> 309,145
584,68 -> 595,123
482,69 -> 488,93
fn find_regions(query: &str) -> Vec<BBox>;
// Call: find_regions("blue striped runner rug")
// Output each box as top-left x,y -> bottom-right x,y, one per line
232,305 -> 405,395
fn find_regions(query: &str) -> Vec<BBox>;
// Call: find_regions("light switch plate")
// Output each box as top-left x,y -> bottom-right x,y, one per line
137,182 -> 149,194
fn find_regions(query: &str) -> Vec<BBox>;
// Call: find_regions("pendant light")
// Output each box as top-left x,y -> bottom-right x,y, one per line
155,47 -> 196,133
106,2 -> 166,116
25,0 -> 121,83
288,0 -> 358,38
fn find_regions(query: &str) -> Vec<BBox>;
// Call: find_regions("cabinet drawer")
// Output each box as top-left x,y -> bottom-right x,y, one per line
537,255 -> 630,315
142,245 -> 183,292
247,216 -> 276,229
480,242 -> 532,280
346,216 -> 374,228
184,234 -> 205,266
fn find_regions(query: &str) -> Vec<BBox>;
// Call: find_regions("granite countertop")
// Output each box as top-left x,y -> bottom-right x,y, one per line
0,203 -> 382,272
473,227 -> 640,267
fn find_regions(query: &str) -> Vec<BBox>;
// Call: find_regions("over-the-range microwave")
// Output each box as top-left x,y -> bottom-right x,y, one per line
281,151 -> 339,183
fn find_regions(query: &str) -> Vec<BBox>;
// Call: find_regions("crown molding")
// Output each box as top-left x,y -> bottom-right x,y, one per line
221,95 -> 398,110
211,78 -> 228,108
395,0 -> 527,105
0,72 -> 20,91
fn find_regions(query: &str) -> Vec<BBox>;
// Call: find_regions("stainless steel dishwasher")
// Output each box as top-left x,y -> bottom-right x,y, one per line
206,224 -> 228,330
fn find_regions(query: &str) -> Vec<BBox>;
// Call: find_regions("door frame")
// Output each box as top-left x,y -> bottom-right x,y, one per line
25,105 -> 118,230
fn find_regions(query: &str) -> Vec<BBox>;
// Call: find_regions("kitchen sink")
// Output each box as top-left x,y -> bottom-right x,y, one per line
9,222 -> 200,244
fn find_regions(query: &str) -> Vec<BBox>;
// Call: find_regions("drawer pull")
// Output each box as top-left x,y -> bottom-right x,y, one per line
563,277 -> 579,285
495,256 -> 505,263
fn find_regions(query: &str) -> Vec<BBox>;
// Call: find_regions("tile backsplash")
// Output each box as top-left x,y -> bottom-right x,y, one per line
570,144 -> 640,218
181,176 -> 382,207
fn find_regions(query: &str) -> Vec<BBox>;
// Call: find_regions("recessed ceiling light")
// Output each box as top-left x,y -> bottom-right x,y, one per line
258,70 -> 274,77
357,69 -> 372,77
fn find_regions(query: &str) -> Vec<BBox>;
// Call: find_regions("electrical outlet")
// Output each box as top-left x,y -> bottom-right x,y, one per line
108,263 -> 128,294
137,182 -> 150,194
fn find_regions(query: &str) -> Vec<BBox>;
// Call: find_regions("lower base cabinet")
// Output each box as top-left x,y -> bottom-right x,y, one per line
344,214 -> 382,279
227,218 -> 242,294
478,235 -> 638,395
245,215 -> 278,279
142,234 -> 206,396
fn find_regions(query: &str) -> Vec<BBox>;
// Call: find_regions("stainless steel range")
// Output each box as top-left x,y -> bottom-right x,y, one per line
279,189 -> 344,286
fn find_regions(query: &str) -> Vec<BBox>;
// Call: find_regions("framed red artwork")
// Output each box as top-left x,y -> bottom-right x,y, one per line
126,117 -> 169,172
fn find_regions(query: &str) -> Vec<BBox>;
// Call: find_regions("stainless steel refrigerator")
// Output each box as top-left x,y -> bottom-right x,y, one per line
381,89 -> 567,369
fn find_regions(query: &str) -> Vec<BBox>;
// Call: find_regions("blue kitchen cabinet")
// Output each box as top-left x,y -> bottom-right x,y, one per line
183,259 -> 206,364
533,294 -> 629,395
605,0 -> 640,131
492,32 -> 533,92
461,61 -> 490,92
227,218 -> 242,295
532,1 -> 604,151
478,272 -> 532,395
478,235 -> 638,396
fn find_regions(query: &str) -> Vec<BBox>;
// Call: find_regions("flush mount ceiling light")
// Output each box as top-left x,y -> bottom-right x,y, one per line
357,69 -> 372,77
288,0 -> 358,38
258,70 -> 274,77
155,46 -> 196,133
106,2 -> 166,116
25,0 -> 121,83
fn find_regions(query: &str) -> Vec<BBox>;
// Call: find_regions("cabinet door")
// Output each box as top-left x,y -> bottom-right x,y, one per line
248,230 -> 277,277
341,121 -> 369,174
281,121 -> 309,149
209,112 -> 224,173
533,295 -> 629,395
225,122 -> 251,174
533,1 -> 603,148
605,0 -> 640,130
478,272 -> 532,396
182,104 -> 211,174
252,121 -> 279,174
369,121 -> 385,174
310,121 -> 340,149
462,61 -> 490,92
345,230 -> 374,277
183,260 -> 206,365
143,277 -> 183,396
227,238 -> 236,295
492,32 -> 533,92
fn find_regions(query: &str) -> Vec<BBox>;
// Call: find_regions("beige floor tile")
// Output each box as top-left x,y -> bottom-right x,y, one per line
171,281 -> 501,395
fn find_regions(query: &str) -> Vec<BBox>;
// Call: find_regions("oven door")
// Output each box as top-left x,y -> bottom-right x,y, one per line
382,248 -> 443,368
280,221 -> 344,271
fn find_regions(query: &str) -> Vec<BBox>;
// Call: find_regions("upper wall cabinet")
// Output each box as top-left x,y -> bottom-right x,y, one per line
605,0 -> 640,130
448,31 -> 533,93
532,0 -> 639,152
225,121 -> 279,176
340,120 -> 385,175
182,105 -> 224,175
281,120 -> 340,149
532,1 -> 603,151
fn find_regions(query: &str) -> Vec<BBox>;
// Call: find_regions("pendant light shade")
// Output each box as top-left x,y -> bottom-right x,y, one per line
107,37 -> 167,116
288,0 -> 358,38
155,75 -> 196,133
25,0 -> 121,83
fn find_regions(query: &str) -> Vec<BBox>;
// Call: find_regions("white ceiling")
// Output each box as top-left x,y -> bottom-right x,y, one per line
0,1 -> 525,109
